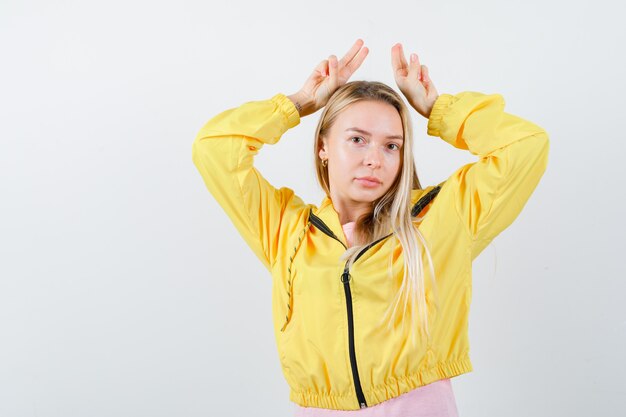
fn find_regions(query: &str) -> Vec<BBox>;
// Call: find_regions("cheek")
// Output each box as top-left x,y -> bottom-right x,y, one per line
382,159 -> 402,194
334,148 -> 360,172
328,153 -> 354,183
385,153 -> 402,176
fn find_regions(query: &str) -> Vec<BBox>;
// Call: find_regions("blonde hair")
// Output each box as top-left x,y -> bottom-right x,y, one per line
313,80 -> 439,346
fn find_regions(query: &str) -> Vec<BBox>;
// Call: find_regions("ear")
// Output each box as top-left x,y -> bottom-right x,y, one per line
318,136 -> 329,160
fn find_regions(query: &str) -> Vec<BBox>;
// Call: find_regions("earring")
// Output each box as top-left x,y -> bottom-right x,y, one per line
321,158 -> 328,167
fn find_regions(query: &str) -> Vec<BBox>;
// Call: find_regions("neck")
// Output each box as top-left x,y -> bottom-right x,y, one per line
329,191 -> 372,225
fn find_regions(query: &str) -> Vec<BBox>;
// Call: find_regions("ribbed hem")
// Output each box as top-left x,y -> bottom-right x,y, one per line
366,358 -> 473,406
289,358 -> 473,411
427,94 -> 456,137
270,93 -> 301,130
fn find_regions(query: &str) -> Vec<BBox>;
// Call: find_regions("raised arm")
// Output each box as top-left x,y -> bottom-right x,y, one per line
192,39 -> 369,271
427,92 -> 549,259
192,93 -> 305,271
391,43 -> 549,259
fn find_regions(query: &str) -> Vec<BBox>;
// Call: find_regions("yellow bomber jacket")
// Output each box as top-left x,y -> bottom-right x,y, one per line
191,91 -> 549,410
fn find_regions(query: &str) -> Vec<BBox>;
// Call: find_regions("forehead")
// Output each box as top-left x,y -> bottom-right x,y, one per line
332,100 -> 403,137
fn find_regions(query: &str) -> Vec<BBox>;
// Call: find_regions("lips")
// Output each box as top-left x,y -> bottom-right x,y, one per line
357,176 -> 381,183
355,176 -> 382,187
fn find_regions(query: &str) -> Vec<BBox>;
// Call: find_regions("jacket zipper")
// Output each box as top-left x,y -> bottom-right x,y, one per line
307,187 -> 442,408
309,212 -> 391,409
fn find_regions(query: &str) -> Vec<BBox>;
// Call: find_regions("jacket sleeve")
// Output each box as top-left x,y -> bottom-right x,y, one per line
427,91 -> 550,260
191,93 -> 306,271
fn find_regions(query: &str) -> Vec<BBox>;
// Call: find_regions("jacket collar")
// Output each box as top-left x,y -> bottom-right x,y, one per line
313,196 -> 347,243
310,184 -> 443,240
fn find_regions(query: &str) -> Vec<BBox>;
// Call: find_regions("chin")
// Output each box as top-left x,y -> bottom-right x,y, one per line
351,191 -> 384,203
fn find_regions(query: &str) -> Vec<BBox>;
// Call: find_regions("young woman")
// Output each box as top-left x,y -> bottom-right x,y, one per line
192,39 -> 549,416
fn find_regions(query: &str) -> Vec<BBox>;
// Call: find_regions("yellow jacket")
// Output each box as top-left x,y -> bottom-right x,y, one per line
192,91 -> 549,410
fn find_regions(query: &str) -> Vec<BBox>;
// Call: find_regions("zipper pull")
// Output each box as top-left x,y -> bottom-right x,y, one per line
341,271 -> 351,283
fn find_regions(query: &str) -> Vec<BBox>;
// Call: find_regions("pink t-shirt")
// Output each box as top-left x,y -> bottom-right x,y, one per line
293,222 -> 459,417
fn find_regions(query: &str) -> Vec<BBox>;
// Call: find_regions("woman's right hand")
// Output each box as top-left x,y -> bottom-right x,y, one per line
288,39 -> 369,117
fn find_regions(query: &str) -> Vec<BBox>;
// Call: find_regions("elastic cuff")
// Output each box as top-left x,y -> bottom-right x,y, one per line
427,94 -> 456,137
271,93 -> 301,129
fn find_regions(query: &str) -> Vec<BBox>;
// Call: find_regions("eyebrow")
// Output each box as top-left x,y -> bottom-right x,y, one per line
345,127 -> 404,141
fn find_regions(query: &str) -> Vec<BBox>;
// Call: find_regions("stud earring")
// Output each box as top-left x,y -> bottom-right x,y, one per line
321,158 -> 328,167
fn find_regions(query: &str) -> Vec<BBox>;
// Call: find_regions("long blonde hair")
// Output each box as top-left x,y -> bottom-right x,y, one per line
313,80 -> 439,346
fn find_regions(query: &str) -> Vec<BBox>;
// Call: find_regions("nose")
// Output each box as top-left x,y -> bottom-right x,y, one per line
364,146 -> 382,169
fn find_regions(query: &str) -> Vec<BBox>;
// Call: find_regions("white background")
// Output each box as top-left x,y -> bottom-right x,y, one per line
1,0 -> 625,416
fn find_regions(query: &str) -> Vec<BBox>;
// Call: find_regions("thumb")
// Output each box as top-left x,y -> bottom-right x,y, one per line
421,65 -> 429,83
314,58 -> 329,78
422,65 -> 436,92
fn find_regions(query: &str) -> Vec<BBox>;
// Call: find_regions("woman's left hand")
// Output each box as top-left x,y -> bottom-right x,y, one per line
391,43 -> 439,118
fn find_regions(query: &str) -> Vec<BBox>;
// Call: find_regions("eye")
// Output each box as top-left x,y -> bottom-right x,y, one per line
387,143 -> 400,151
351,136 -> 365,144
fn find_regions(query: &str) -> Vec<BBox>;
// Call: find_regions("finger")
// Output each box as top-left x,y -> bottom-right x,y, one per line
328,54 -> 339,88
339,38 -> 364,68
311,59 -> 328,77
423,65 -> 437,91
421,65 -> 428,83
322,60 -> 330,77
391,43 -> 408,75
415,53 -> 423,80
408,53 -> 421,81
345,46 -> 369,74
